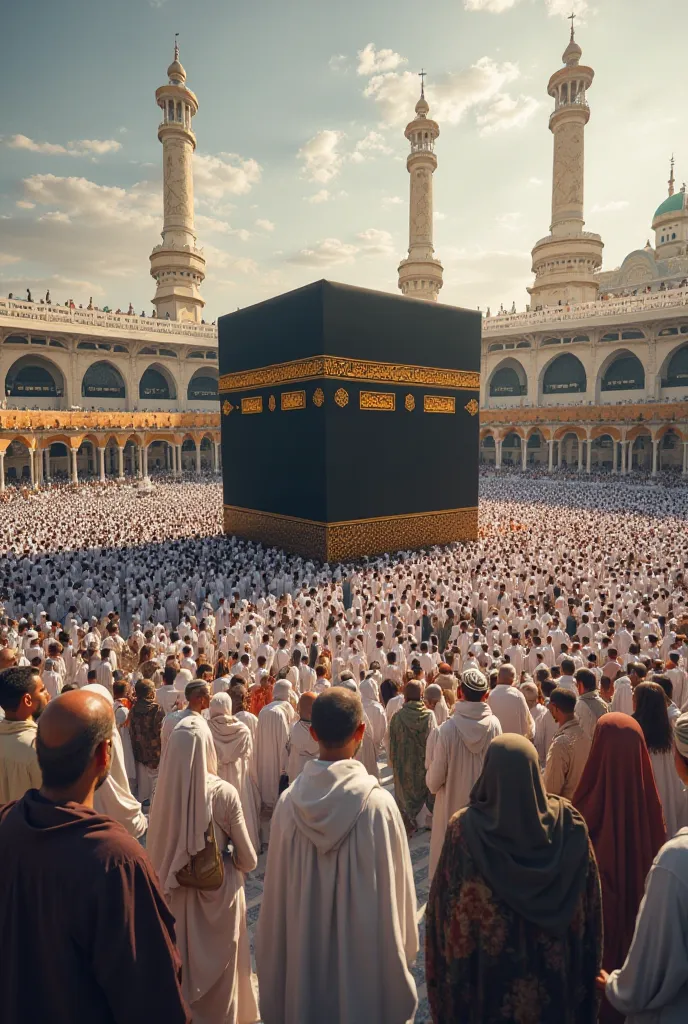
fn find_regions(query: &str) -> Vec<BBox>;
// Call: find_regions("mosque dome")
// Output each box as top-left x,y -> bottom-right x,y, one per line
562,37 -> 582,66
167,43 -> 186,85
653,191 -> 688,220
415,94 -> 430,118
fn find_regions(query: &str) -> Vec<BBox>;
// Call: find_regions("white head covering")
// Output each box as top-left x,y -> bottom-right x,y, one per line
360,678 -> 378,702
208,692 -> 251,764
147,715 -> 212,896
273,680 -> 292,701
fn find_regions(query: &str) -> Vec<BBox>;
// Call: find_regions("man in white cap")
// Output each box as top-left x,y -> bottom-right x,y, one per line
426,668 -> 502,879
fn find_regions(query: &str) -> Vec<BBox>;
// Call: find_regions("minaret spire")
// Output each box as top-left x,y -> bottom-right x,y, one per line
527,25 -> 604,308
149,44 -> 206,322
668,154 -> 675,197
397,74 -> 443,302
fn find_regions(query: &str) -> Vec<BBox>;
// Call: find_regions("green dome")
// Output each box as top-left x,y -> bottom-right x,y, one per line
654,192 -> 687,220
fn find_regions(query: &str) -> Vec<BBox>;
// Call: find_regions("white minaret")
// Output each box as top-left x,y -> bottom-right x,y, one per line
398,73 -> 443,302
149,40 -> 206,322
528,18 -> 603,308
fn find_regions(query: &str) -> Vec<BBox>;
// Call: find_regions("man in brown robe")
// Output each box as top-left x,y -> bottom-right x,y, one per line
0,689 -> 190,1023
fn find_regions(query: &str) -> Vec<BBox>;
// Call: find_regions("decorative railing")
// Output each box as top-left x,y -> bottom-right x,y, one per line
0,299 -> 218,340
481,401 -> 688,426
0,410 -> 220,433
483,287 -> 688,333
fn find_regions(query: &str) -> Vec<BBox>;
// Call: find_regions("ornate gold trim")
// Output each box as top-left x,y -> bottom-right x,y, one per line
334,388 -> 349,408
268,394 -> 276,412
280,390 -> 306,411
222,400 -> 234,416
405,394 -> 415,412
424,395 -> 456,414
223,504 -> 478,561
465,398 -> 479,416
312,387 -> 325,407
360,391 -> 395,411
219,356 -> 479,393
241,396 -> 263,415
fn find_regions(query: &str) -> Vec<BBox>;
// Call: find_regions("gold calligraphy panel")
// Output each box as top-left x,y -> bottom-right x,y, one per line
424,395 -> 456,414
360,391 -> 395,411
219,356 -> 479,393
241,396 -> 263,415
281,390 -> 306,411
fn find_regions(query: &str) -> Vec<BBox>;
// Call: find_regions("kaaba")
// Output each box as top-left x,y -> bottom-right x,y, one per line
218,280 -> 480,562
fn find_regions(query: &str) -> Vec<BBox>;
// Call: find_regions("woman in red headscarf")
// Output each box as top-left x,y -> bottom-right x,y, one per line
573,713 -> 666,1023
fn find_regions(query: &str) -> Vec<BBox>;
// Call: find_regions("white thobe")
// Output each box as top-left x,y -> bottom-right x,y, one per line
256,700 -> 296,811
282,719 -> 319,782
487,684 -> 535,739
256,759 -> 418,1024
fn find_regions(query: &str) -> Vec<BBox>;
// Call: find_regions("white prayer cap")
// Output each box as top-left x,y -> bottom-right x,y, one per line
461,668 -> 488,694
675,713 -> 688,759
360,678 -> 377,701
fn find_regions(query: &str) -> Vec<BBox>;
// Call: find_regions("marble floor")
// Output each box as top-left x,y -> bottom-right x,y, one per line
244,756 -> 433,1022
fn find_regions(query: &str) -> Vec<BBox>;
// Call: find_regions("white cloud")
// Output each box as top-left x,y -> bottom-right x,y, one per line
357,43 -> 407,76
307,189 -> 331,204
194,153 -> 261,200
21,173 -> 159,226
590,200 -> 630,213
364,57 -> 522,127
329,54 -> 349,72
382,195 -> 404,207
298,130 -> 344,184
6,134 -> 122,157
352,130 -> 393,162
0,254 -> 20,266
464,0 -> 519,11
195,214 -> 233,234
255,218 -> 275,231
39,211 -> 71,224
16,200 -> 35,209
476,93 -> 540,135
356,228 -> 395,255
545,0 -> 589,18
287,238 -> 359,267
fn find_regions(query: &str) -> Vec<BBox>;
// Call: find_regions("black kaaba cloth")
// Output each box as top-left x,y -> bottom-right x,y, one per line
218,279 -> 480,561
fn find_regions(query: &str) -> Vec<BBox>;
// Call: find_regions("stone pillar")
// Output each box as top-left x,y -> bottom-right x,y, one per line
70,447 -> 78,486
586,437 -> 592,474
176,444 -> 183,477
521,442 -> 527,471
547,438 -> 554,472
495,440 -> 502,470
98,446 -> 106,483
652,438 -> 659,477
612,440 -> 619,474
28,450 -> 36,489
683,441 -> 688,477
142,445 -> 149,478
556,440 -> 561,469
117,445 -> 125,480
36,448 -> 43,486
577,439 -> 584,472
212,441 -> 219,473
620,440 -> 627,476
195,442 -> 201,476
44,447 -> 51,481
0,452 -> 5,492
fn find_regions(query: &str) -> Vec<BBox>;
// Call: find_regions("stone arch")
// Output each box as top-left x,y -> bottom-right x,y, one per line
81,360 -> 127,400
5,354 -> 66,402
488,357 -> 528,398
4,437 -> 34,484
627,426 -> 653,471
540,352 -> 587,396
187,368 -> 218,402
590,431 -> 617,471
598,349 -> 645,394
660,342 -> 688,389
139,362 -> 177,401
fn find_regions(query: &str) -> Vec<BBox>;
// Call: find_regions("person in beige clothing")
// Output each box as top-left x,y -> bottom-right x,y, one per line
0,667 -> 50,803
544,687 -> 592,800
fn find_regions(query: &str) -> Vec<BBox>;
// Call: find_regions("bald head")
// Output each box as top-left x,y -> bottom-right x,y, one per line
298,691 -> 317,722
37,690 -> 113,792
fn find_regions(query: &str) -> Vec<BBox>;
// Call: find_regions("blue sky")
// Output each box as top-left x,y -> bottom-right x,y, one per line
1,0 -> 686,317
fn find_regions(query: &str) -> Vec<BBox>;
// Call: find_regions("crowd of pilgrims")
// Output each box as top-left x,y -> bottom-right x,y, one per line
1,475 -> 688,1022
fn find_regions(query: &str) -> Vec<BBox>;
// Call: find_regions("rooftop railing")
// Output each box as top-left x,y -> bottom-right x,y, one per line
0,299 -> 218,341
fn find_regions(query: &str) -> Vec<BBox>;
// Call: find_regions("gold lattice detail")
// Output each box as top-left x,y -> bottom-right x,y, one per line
312,387 -> 325,407
334,388 -> 349,408
222,400 -> 234,416
281,390 -> 306,411
268,394 -> 276,412
241,396 -> 263,415
424,395 -> 456,414
465,398 -> 479,416
405,394 -> 415,412
360,391 -> 395,411
219,356 -> 479,393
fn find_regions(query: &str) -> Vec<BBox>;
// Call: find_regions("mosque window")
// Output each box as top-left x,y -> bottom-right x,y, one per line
49,340 -> 66,348
663,344 -> 688,387
542,353 -> 586,394
601,354 -> 645,392
504,342 -> 515,349
30,338 -> 47,345
621,330 -> 645,340
658,327 -> 679,336
187,375 -> 218,401
600,332 -> 619,342
542,337 -> 561,345
158,347 -> 176,357
516,341 -> 531,348
139,346 -> 157,355
661,236 -> 665,243
489,366 -> 527,397
188,350 -> 205,358
5,336 -> 29,345
139,367 -> 174,400
77,342 -> 97,350
488,343 -> 504,352
480,436 -> 495,448
113,345 -> 127,353
5,361 -> 61,397
206,351 -> 218,359
168,99 -> 174,120
573,335 -> 589,343
82,361 -> 126,399
681,325 -> 688,334
672,233 -> 677,240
